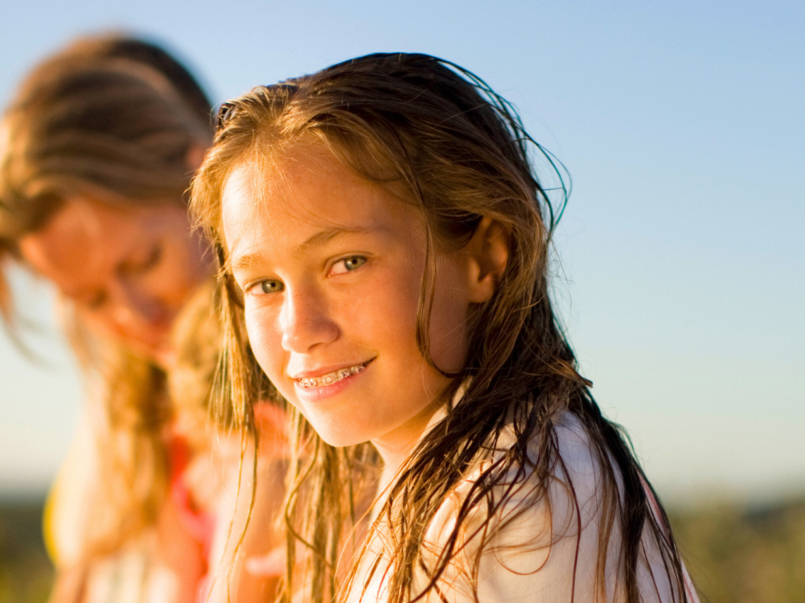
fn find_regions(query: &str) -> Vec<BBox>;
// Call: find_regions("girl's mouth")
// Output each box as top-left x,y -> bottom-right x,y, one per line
296,362 -> 368,389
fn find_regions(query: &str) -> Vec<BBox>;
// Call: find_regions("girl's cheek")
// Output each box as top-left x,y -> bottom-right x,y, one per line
245,306 -> 284,381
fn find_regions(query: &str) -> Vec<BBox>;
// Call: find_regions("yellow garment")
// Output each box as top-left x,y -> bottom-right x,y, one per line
42,466 -> 64,563
42,411 -> 97,567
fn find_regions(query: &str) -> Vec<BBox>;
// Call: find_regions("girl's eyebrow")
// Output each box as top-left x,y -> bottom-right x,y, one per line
230,251 -> 266,274
230,226 -> 374,273
292,226 -> 371,257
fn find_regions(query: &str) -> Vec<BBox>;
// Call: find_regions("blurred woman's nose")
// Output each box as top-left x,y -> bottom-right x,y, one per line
107,279 -> 171,334
280,284 -> 339,354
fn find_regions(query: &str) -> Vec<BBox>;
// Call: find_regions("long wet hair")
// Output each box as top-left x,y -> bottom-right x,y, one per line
191,53 -> 691,602
0,34 -> 213,559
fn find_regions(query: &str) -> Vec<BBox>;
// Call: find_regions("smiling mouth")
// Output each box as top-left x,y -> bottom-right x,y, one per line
296,362 -> 369,389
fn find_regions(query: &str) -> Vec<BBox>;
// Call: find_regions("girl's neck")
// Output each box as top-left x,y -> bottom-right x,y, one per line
372,380 -> 470,493
372,401 -> 448,496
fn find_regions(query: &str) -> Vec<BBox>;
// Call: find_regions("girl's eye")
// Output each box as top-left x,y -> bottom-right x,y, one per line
253,279 -> 284,295
332,256 -> 367,275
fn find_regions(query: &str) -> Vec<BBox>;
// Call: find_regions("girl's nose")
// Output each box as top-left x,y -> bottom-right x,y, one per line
280,285 -> 339,353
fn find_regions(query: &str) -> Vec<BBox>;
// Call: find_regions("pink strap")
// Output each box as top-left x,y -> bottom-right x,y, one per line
168,435 -> 216,561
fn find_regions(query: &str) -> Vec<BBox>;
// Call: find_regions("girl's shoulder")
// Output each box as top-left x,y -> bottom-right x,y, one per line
425,411 -> 601,545
433,413 -> 600,520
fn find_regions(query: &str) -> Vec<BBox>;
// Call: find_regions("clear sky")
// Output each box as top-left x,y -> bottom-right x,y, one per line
0,0 -> 803,503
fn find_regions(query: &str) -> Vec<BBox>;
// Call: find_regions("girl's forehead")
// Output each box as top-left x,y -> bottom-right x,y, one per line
232,142 -> 345,198
220,143 -> 425,258
221,143 -> 359,225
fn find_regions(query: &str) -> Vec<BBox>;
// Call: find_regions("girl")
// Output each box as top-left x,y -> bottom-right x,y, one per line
0,34 -> 281,602
191,53 -> 699,602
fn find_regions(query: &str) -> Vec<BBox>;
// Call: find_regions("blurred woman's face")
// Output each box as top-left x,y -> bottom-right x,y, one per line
18,196 -> 211,368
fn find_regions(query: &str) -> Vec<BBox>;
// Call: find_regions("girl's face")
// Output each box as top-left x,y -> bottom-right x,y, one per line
19,196 -> 211,368
221,143 -> 481,458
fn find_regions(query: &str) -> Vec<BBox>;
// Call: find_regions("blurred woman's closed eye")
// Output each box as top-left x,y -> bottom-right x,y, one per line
124,244 -> 163,275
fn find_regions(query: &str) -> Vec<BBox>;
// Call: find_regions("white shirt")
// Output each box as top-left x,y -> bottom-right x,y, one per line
348,412 -> 699,603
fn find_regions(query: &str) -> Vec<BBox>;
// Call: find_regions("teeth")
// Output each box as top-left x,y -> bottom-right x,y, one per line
297,363 -> 366,389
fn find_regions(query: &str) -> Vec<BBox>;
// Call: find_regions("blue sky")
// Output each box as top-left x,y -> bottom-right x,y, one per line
1,0 -> 803,502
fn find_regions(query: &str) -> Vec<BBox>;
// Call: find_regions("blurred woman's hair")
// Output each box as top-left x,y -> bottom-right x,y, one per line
0,33 -> 214,558
60,33 -> 213,124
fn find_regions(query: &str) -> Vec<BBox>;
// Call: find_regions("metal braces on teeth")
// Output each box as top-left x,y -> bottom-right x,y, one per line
298,363 -> 366,388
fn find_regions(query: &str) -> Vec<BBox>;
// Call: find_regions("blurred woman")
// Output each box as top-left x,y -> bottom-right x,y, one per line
0,34 -> 282,602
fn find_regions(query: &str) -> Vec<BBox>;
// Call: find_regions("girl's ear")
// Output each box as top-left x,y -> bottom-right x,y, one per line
464,216 -> 510,304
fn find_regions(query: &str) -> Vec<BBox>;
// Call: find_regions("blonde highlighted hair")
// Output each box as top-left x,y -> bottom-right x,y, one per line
0,34 -> 213,559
